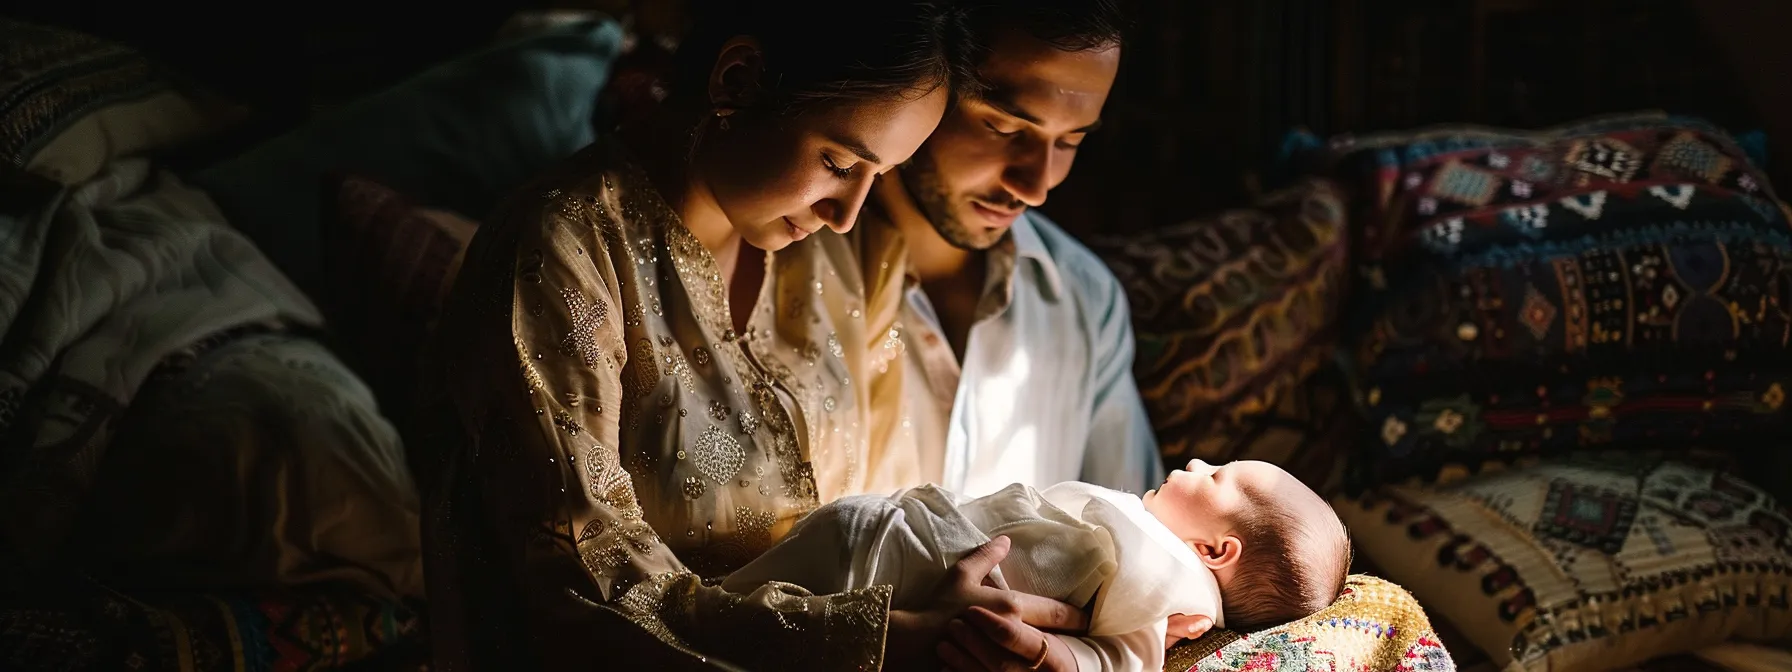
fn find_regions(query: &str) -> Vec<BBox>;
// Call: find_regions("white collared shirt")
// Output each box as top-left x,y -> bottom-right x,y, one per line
888,211 -> 1163,497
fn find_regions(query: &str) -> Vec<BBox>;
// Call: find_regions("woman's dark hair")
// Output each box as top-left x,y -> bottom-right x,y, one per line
670,0 -> 982,116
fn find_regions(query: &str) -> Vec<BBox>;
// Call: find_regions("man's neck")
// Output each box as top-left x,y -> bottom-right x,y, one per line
874,172 -> 980,284
873,172 -> 988,359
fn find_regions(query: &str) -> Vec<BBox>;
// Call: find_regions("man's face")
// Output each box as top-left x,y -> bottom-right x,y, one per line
897,26 -> 1120,250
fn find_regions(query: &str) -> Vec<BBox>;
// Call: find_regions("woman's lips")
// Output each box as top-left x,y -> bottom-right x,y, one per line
783,217 -> 812,241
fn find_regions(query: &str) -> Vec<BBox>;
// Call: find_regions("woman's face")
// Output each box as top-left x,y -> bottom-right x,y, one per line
696,85 -> 951,250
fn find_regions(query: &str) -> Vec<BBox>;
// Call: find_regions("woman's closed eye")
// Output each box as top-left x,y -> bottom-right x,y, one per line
821,153 -> 853,179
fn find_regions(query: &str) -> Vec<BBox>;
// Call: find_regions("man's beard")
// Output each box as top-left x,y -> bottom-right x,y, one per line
900,150 -> 1011,251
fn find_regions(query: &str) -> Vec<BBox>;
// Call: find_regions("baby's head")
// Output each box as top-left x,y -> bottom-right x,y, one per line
1143,459 -> 1350,631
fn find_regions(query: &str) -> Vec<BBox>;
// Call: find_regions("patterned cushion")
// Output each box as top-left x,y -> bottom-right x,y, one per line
1164,574 -> 1455,671
324,174 -> 478,428
0,18 -> 238,185
1326,112 -> 1792,486
1337,454 -> 1792,671
0,577 -> 425,671
1094,180 -> 1353,482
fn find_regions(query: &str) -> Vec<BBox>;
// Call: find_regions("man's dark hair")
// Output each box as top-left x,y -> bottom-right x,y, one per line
962,0 -> 1129,54
670,0 -> 982,116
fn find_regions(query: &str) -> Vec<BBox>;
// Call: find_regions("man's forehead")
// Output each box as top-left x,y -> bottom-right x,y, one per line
975,32 -> 1119,126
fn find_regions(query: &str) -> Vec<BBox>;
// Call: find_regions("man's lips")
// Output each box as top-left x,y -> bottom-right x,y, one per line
970,201 -> 1023,227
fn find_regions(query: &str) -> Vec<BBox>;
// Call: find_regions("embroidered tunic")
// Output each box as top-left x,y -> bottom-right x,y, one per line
422,141 -> 910,670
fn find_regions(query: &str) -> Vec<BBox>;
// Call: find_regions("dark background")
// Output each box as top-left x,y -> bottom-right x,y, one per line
7,0 -> 1787,238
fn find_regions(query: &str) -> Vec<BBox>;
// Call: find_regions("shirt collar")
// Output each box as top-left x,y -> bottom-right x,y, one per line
1008,212 -> 1065,301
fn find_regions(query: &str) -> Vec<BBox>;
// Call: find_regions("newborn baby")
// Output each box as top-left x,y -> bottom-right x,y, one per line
724,460 -> 1352,671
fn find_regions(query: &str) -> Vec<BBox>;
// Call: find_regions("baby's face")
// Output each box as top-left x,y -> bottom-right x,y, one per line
1142,459 -> 1298,543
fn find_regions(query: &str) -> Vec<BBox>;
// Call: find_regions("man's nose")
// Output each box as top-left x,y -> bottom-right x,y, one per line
1001,139 -> 1053,207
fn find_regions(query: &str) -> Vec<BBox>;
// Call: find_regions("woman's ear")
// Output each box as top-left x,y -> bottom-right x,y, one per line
1193,534 -> 1244,573
708,36 -> 765,112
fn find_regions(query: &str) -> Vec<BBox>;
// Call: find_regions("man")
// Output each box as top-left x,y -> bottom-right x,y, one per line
864,0 -> 1162,499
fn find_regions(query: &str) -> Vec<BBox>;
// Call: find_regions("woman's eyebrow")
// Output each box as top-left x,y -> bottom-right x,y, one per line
827,134 -> 882,164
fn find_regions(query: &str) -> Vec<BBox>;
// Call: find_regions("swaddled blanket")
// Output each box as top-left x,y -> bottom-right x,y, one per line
725,482 -> 1223,671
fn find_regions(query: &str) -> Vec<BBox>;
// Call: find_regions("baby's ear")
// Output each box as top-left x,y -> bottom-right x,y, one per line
1194,534 -> 1244,572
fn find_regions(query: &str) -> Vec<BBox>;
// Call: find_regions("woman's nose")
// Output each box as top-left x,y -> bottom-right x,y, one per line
814,177 -> 875,233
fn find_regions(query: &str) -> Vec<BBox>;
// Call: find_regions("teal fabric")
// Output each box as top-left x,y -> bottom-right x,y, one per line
189,19 -> 623,297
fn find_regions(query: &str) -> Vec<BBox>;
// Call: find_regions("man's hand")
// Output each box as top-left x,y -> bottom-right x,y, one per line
883,537 -> 1090,672
1163,613 -> 1214,650
939,606 -> 1079,672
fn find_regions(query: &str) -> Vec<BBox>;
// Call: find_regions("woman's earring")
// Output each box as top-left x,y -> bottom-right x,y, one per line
715,108 -> 734,131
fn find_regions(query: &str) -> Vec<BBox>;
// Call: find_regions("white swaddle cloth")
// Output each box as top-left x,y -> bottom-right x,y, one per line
725,481 -> 1222,640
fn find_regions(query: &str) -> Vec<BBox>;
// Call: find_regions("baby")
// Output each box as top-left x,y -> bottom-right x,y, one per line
724,460 -> 1352,671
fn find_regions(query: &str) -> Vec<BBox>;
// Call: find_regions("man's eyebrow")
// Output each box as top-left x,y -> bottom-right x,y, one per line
983,90 -> 1103,134
830,135 -> 882,165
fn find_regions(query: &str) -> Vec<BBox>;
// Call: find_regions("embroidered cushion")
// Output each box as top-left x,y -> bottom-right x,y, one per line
1165,574 -> 1455,671
1324,112 -> 1792,486
1337,454 -> 1792,671
0,18 -> 240,185
323,174 -> 478,429
1094,180 -> 1352,485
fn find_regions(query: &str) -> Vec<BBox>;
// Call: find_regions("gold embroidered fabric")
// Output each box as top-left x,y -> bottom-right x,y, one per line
422,141 -> 905,670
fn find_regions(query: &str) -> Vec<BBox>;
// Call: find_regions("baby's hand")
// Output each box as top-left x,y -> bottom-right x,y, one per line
1163,613 -> 1214,650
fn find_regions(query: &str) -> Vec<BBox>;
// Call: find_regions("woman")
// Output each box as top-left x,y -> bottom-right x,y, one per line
421,1 -> 1084,669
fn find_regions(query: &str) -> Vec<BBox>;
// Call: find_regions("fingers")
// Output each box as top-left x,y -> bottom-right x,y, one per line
947,614 -> 1029,672
1187,614 -> 1214,639
962,607 -> 1044,658
1006,593 -> 1089,633
1166,613 -> 1213,641
948,536 -> 1012,588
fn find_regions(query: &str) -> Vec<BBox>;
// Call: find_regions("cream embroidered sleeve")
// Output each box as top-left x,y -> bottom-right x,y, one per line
479,191 -> 892,670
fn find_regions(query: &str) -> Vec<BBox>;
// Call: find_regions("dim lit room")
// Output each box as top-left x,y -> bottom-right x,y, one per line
2,0 -> 1790,670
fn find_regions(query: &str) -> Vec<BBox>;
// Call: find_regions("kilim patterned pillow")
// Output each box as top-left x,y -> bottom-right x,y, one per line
0,18 -> 238,185
1094,179 -> 1352,484
1337,454 -> 1792,671
1164,574 -> 1455,672
1323,112 -> 1792,487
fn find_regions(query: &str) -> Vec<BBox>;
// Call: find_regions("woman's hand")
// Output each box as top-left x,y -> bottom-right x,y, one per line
939,607 -> 1079,672
884,537 -> 1090,672
1164,613 -> 1214,649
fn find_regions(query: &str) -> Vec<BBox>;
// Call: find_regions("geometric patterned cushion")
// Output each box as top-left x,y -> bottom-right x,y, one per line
1094,180 -> 1352,481
0,18 -> 237,185
0,576 -> 425,672
1164,574 -> 1455,672
1337,454 -> 1792,671
1324,112 -> 1792,487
